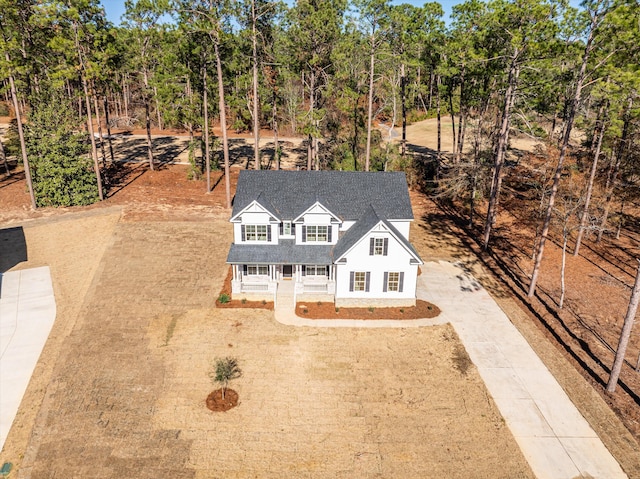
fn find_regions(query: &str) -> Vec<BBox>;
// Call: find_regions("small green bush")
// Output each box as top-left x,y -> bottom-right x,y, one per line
218,293 -> 230,304
335,307 -> 340,313
400,308 -> 404,314
241,298 -> 247,304
368,306 -> 375,313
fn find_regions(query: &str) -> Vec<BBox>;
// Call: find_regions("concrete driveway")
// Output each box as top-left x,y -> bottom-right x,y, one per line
0,267 -> 56,451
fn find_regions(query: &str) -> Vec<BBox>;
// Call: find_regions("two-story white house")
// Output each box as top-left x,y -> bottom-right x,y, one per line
226,170 -> 423,307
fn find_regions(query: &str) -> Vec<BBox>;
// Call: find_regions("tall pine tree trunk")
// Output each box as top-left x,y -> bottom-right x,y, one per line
529,10 -> 600,298
103,96 -> 115,163
307,70 -> 315,170
365,32 -> 375,172
74,21 -> 104,200
483,57 -> 520,250
203,63 -> 211,192
252,0 -> 260,170
401,63 -> 407,157
93,91 -> 107,168
143,69 -> 154,171
448,79 -> 456,156
574,101 -> 607,255
81,73 -> 104,200
6,60 -> 35,208
607,260 -> 640,393
598,97 -> 631,242
436,74 -> 441,167
214,40 -> 231,209
273,83 -> 280,170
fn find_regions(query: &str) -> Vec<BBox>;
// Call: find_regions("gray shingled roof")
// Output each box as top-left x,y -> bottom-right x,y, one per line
231,171 -> 414,221
332,205 -> 422,263
227,240 -> 333,264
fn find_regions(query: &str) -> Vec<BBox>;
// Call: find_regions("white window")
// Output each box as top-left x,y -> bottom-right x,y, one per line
283,221 -> 292,236
305,225 -> 328,242
369,237 -> 388,256
351,271 -> 369,292
384,272 -> 404,292
373,238 -> 385,255
304,265 -> 328,277
387,272 -> 400,291
246,265 -> 269,276
243,224 -> 269,241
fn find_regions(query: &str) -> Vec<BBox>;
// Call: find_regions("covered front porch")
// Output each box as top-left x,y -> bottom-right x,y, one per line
230,263 -> 337,298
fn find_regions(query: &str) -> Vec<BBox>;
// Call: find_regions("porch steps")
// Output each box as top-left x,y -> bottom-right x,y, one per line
275,279 -> 295,310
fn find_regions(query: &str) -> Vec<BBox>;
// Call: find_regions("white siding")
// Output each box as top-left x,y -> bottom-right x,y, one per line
389,220 -> 411,239
303,213 -> 331,224
340,221 -> 355,232
334,230 -> 417,301
241,212 -> 271,224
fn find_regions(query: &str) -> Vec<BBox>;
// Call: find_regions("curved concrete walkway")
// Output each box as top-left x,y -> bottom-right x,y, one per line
273,261 -> 627,479
0,267 -> 56,451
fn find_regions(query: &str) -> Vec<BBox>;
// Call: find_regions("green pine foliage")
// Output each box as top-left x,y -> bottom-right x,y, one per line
25,93 -> 99,207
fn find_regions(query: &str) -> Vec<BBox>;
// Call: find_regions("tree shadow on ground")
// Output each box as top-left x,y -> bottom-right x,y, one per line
0,226 -> 27,273
427,198 -> 640,408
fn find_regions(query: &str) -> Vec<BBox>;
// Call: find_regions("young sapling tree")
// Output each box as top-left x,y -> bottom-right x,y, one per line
211,357 -> 241,400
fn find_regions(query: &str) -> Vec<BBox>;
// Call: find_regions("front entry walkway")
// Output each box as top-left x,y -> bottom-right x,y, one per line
273,261 -> 628,479
274,278 -> 295,310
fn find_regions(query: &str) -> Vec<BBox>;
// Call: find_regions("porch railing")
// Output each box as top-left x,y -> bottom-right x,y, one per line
241,283 -> 270,292
303,283 -> 328,293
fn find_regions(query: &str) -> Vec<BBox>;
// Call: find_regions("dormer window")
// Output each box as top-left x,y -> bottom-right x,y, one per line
303,225 -> 331,242
242,225 -> 271,242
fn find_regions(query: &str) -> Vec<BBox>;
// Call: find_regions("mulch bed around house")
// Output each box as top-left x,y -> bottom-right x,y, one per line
296,300 -> 441,320
215,266 -> 274,310
206,389 -> 239,412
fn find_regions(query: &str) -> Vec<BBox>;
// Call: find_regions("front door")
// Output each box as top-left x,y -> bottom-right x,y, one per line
283,265 -> 293,279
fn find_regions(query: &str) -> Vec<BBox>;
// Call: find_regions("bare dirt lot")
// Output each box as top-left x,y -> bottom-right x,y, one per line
1,119 -> 640,477
1,207 -> 535,478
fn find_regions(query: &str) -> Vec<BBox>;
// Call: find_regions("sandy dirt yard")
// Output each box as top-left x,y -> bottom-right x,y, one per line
2,206 -> 534,478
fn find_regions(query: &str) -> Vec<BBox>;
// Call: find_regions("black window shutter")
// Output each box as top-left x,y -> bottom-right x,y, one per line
279,223 -> 283,235
302,265 -> 306,276
383,238 -> 389,256
325,265 -> 329,277
365,272 -> 371,292
241,225 -> 246,241
243,264 -> 248,275
369,238 -> 375,255
292,223 -> 296,234
328,226 -> 332,242
383,272 -> 388,292
399,272 -> 404,292
349,272 -> 354,292
267,225 -> 272,241
302,225 -> 306,242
